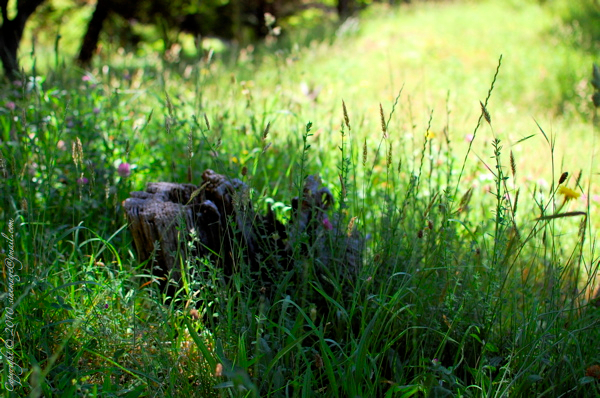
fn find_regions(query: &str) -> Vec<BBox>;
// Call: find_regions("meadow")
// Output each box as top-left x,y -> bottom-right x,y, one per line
1,0 -> 600,396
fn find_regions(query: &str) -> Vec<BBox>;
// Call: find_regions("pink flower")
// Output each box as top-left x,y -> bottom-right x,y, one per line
322,217 -> 333,231
93,107 -> 100,114
465,134 -> 474,143
82,75 -> 91,82
5,101 -> 15,111
118,162 -> 131,178
77,177 -> 89,185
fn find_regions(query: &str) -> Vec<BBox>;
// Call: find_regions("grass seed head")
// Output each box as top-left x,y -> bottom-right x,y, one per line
347,216 -> 357,237
379,103 -> 387,138
262,122 -> 271,140
458,187 -> 473,213
72,137 -> 84,168
558,172 -> 568,185
480,101 -> 491,124
342,100 -> 351,131
510,150 -> 516,179
204,113 -> 211,130
513,188 -> 520,215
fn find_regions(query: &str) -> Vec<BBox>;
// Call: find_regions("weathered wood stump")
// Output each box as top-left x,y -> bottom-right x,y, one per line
123,169 -> 362,294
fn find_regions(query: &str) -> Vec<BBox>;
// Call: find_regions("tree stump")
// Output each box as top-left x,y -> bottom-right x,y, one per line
123,169 -> 363,293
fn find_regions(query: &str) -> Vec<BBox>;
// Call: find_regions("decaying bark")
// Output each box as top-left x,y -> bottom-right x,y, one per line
123,169 -> 363,291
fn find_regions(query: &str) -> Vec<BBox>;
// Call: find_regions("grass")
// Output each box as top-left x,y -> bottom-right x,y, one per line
1,0 -> 600,396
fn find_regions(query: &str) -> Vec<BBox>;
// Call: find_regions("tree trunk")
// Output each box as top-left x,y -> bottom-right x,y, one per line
0,0 -> 46,79
77,0 -> 112,66
337,0 -> 354,19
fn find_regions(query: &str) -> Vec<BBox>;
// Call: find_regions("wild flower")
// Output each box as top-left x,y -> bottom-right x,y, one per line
118,162 -> 131,178
93,107 -> 101,114
465,133 -> 474,142
5,101 -> 16,111
82,75 -> 91,82
586,365 -> 600,380
322,217 -> 333,231
558,186 -> 580,202
264,12 -> 276,28
77,177 -> 89,185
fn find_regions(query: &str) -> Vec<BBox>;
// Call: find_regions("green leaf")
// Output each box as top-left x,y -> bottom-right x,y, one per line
579,376 -> 596,385
183,317 -> 216,371
470,333 -> 482,344
484,342 -> 499,353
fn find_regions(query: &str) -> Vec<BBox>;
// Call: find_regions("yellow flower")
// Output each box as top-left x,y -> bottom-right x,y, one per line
558,186 -> 580,201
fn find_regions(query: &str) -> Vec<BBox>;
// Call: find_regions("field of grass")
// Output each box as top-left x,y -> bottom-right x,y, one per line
1,0 -> 600,396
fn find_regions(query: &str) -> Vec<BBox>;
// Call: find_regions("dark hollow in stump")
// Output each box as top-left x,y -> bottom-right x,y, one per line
123,169 -> 363,294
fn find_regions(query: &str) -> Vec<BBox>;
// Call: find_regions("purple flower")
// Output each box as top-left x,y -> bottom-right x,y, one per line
322,217 -> 333,231
118,162 -> 131,178
93,107 -> 100,114
104,304 -> 109,309
77,177 -> 89,185
5,101 -> 15,111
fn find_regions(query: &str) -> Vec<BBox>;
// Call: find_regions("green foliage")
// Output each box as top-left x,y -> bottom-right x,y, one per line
552,0 -> 600,50
1,1 -> 600,397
